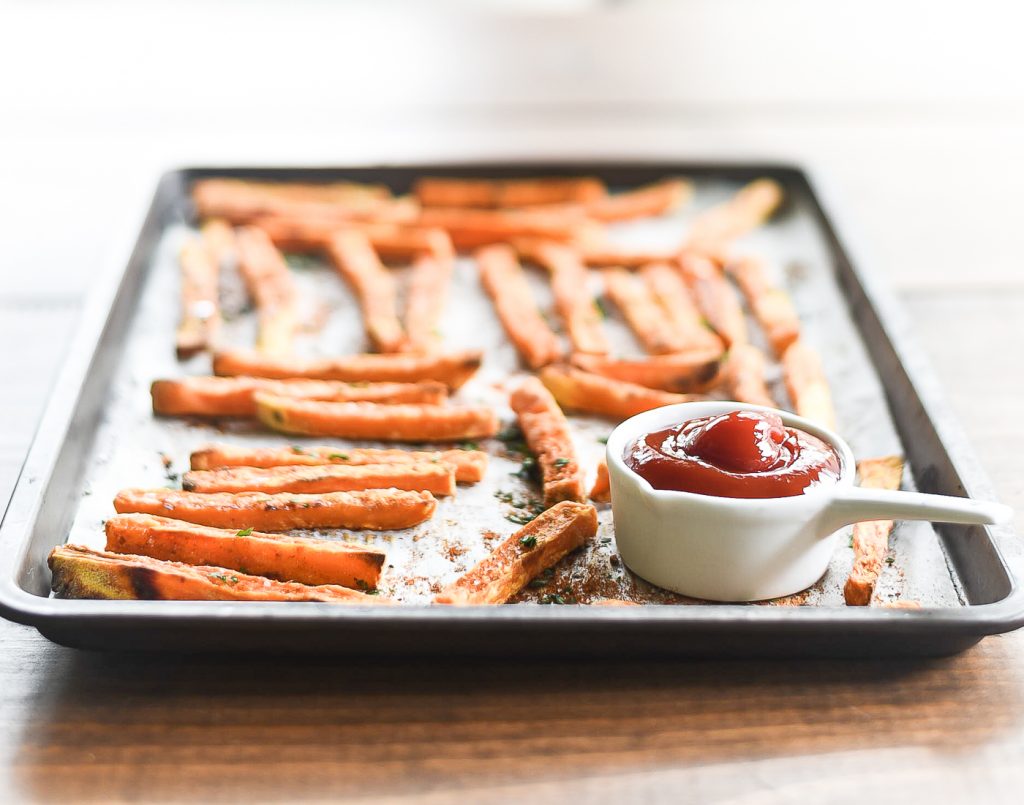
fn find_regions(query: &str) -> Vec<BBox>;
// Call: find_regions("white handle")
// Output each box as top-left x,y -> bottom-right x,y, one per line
821,487 -> 1012,533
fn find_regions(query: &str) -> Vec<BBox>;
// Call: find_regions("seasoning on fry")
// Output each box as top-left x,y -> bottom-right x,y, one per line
844,457 -> 905,606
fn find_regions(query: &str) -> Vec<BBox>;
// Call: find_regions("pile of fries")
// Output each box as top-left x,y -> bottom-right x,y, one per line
49,173 -> 904,608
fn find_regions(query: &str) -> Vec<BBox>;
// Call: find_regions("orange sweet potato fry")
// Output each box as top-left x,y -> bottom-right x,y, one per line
782,339 -> 836,429
684,178 -> 784,253
235,226 -> 299,356
151,376 -> 448,418
586,178 -> 693,222
589,459 -> 611,503
415,176 -> 606,208
679,252 -> 748,348
50,544 -> 383,603
843,457 -> 905,606
212,348 -> 482,390
476,244 -> 562,369
726,256 -> 801,356
190,444 -> 487,484
113,487 -> 436,531
722,344 -> 778,408
539,364 -> 699,421
176,237 -> 222,359
255,393 -> 499,443
404,251 -> 454,352
327,230 -> 408,353
183,462 -> 456,497
602,267 -> 693,354
418,206 -> 593,251
253,216 -> 454,263
571,349 -> 723,394
104,513 -> 385,589
526,241 -> 608,355
434,501 -> 597,604
510,377 -> 585,506
640,262 -> 725,354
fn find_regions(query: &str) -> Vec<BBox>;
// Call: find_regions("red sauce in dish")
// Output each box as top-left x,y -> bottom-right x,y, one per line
624,410 -> 841,499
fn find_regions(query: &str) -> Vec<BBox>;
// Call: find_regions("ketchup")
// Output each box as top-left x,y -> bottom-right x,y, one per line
624,410 -> 841,499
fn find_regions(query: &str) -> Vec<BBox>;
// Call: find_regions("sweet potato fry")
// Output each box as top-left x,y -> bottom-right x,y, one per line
415,176 -> 606,208
510,377 -> 584,506
843,457 -> 905,606
200,218 -> 237,268
235,226 -> 299,356
571,349 -> 723,394
678,252 -> 748,347
586,178 -> 693,222
589,459 -> 611,503
418,206 -> 592,251
104,513 -> 385,589
176,237 -> 221,359
684,178 -> 784,253
327,230 -> 407,353
602,267 -> 692,354
782,339 -> 835,429
539,364 -> 698,421
526,241 -> 608,355
640,262 -> 725,354
404,251 -> 454,352
577,244 -> 681,269
726,256 -> 801,356
212,348 -> 482,390
113,487 -> 436,531
434,501 -> 597,604
722,344 -> 778,408
50,544 -> 382,603
183,462 -> 456,497
190,444 -> 487,484
253,216 -> 454,263
476,244 -> 562,369
255,394 -> 499,443
151,376 -> 447,418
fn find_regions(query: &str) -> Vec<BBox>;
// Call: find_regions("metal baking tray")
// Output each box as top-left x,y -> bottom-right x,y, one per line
1,162 -> 1021,657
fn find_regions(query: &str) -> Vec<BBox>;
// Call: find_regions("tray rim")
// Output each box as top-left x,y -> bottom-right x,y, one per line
2,159 -> 1022,640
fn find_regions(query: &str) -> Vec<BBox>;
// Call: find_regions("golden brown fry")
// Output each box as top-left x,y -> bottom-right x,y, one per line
151,376 -> 447,418
327,230 -> 408,353
526,241 -> 608,355
235,226 -> 299,356
415,176 -> 606,208
105,513 -> 386,589
183,462 -> 456,497
212,348 -> 482,390
510,377 -> 585,506
417,206 -> 593,252
684,178 -> 784,253
586,178 -> 693,222
434,501 -> 597,604
726,256 -> 801,356
640,262 -> 725,354
113,487 -> 436,531
476,244 -> 562,369
782,339 -> 835,429
190,444 -> 487,485
255,394 -> 500,443
404,251 -> 454,352
602,267 -> 692,354
539,364 -> 699,421
571,349 -> 723,394
176,237 -> 221,359
253,216 -> 454,263
589,459 -> 611,504
722,344 -> 778,408
679,252 -> 748,348
50,544 -> 383,603
843,457 -> 905,606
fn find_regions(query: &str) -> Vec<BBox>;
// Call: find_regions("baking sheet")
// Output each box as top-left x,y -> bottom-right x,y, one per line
63,175 -> 962,608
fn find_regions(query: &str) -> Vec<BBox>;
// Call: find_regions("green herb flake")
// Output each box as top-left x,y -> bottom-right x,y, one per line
519,535 -> 538,549
459,441 -> 480,451
291,445 -> 305,454
553,457 -> 570,468
540,593 -> 567,605
236,527 -> 254,537
593,296 -> 609,319
211,573 -> 238,584
328,452 -> 350,461
597,435 -> 609,445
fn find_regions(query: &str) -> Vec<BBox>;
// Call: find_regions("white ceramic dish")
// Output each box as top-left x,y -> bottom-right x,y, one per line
606,402 -> 1012,602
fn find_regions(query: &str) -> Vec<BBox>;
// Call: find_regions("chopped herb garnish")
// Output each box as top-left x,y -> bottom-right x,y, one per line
236,527 -> 253,537
459,441 -> 480,451
211,573 -> 238,584
506,511 -> 539,525
593,296 -> 609,319
597,435 -> 609,445
514,456 -> 540,482
291,445 -> 305,454
540,593 -> 567,605
328,452 -> 350,461
599,537 -> 612,545
528,578 -> 549,589
553,457 -> 570,468
519,535 -> 538,549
